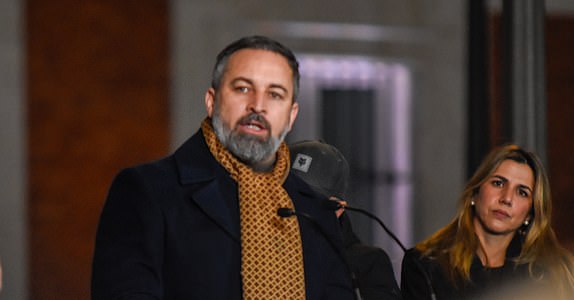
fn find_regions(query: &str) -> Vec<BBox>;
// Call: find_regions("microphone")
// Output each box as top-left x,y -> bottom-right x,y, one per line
277,207 -> 363,300
323,200 -> 437,300
277,207 -> 295,218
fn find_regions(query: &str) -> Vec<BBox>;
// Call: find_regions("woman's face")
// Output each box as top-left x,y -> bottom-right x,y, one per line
473,159 -> 534,237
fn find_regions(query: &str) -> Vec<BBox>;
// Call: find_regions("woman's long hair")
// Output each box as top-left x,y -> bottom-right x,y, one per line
416,144 -> 574,294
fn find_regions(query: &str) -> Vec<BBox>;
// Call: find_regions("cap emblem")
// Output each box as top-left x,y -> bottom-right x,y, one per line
292,153 -> 312,173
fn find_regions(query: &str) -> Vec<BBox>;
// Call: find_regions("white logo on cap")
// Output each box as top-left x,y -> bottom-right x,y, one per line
293,154 -> 312,173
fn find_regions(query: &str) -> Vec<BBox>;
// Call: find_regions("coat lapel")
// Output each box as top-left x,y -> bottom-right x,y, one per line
174,130 -> 240,242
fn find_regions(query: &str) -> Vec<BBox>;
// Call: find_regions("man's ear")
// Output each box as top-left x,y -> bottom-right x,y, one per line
287,102 -> 299,130
205,88 -> 216,117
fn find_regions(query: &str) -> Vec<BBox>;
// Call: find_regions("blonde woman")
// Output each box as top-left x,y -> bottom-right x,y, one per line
401,144 -> 574,299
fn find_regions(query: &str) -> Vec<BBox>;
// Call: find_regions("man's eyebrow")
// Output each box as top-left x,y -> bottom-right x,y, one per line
231,77 -> 289,93
269,83 -> 288,94
230,77 -> 254,86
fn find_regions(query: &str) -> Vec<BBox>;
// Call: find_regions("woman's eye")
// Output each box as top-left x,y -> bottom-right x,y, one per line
518,189 -> 530,198
492,180 -> 503,187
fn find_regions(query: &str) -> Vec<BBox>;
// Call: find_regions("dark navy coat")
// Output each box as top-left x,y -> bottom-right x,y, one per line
91,130 -> 354,300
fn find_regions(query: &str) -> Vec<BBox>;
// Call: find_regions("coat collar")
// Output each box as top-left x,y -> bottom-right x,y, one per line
171,129 -> 324,244
173,130 -> 240,241
174,129 -> 219,185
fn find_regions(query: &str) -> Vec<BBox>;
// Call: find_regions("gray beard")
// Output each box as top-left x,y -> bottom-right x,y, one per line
211,111 -> 289,165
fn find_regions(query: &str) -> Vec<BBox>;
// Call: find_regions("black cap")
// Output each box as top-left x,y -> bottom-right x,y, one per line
289,140 -> 350,200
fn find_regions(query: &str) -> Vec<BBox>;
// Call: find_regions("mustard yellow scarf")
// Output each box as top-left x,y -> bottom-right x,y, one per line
202,118 -> 305,299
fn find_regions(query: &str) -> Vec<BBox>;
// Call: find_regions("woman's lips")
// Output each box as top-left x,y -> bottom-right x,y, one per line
492,209 -> 511,219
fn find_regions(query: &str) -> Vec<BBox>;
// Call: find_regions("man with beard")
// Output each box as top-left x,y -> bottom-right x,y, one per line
91,36 -> 355,300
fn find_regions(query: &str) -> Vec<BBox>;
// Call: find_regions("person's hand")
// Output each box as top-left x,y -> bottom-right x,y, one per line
329,197 -> 347,218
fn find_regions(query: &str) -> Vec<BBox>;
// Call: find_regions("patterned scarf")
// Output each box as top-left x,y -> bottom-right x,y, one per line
201,118 -> 306,299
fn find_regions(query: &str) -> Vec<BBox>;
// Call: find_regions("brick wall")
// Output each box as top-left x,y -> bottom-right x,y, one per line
26,1 -> 169,298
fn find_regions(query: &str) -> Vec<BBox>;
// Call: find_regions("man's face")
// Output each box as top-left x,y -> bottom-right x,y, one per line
205,48 -> 299,165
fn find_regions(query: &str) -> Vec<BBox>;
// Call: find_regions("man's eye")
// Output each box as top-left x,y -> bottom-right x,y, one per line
269,92 -> 283,99
236,87 -> 249,93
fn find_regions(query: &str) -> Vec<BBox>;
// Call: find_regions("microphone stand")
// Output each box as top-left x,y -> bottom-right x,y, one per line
343,206 -> 407,252
277,208 -> 363,300
332,203 -> 437,300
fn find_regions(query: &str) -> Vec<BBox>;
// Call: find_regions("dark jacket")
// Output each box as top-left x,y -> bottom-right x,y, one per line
339,213 -> 402,300
400,235 -> 535,300
91,130 -> 354,300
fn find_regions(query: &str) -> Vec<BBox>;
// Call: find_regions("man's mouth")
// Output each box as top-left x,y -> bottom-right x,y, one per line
237,114 -> 270,135
244,121 -> 265,131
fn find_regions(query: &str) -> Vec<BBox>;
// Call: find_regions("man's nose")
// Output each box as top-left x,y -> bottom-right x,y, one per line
246,92 -> 266,113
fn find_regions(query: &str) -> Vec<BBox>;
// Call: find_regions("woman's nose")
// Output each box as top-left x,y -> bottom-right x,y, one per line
499,187 -> 513,206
